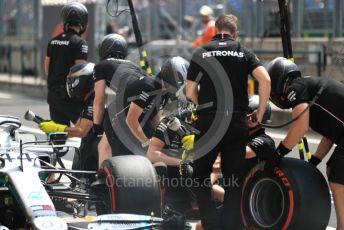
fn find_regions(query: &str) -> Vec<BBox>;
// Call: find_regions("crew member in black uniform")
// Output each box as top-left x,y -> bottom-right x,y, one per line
93,34 -> 174,167
146,56 -> 190,166
267,57 -> 344,230
44,2 -> 88,126
145,57 -> 192,213
39,62 -> 99,172
186,14 -> 271,229
93,33 -> 145,166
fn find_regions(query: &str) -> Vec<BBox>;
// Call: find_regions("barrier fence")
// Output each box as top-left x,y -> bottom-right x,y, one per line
0,44 -> 38,79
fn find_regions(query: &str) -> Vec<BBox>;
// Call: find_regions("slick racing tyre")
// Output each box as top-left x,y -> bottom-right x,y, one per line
96,155 -> 161,216
241,158 -> 331,230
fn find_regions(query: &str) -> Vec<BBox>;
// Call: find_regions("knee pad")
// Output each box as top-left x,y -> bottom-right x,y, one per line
327,146 -> 344,185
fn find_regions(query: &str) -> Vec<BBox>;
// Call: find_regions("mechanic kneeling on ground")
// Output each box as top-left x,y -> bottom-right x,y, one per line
146,56 -> 191,168
267,57 -> 344,230
195,95 -> 276,230
44,2 -> 88,126
186,14 -> 271,229
146,56 -> 194,213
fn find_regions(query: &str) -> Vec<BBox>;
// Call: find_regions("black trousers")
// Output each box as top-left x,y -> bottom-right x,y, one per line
327,137 -> 344,184
103,110 -> 134,156
192,114 -> 248,230
47,91 -> 82,125
163,166 -> 193,214
103,105 -> 155,156
72,135 -> 100,172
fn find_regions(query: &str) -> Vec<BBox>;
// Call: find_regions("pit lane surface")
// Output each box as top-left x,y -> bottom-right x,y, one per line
0,90 -> 337,229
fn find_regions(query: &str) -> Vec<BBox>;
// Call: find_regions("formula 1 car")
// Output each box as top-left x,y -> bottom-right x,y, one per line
0,115 -> 68,229
0,110 -> 331,230
0,114 -> 192,230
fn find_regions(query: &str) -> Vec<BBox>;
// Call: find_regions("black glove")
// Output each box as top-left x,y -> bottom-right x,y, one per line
265,142 -> 291,171
309,155 -> 321,167
83,124 -> 103,144
92,124 -> 103,137
179,161 -> 193,178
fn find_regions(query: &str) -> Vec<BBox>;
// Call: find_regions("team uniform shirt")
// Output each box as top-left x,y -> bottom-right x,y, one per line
93,58 -> 147,93
247,128 -> 275,159
46,28 -> 88,98
285,77 -> 344,144
93,58 -> 163,138
124,76 -> 164,137
153,117 -> 187,159
187,34 -> 261,114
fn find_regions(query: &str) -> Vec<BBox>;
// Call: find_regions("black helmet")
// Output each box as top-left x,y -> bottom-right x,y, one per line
66,62 -> 95,99
61,2 -> 88,35
98,33 -> 128,60
158,56 -> 189,94
266,57 -> 301,109
247,94 -> 272,123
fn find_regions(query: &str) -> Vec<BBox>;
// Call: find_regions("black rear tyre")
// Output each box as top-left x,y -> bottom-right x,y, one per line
96,155 -> 161,216
241,158 -> 331,230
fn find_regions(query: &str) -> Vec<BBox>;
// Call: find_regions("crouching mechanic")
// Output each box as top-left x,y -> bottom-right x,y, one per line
213,95 -> 275,200
193,95 -> 275,230
146,56 -> 192,213
39,62 -> 100,172
267,57 -> 344,229
146,56 -> 191,165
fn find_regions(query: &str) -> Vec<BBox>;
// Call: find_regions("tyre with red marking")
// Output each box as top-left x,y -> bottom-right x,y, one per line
96,155 -> 161,216
241,158 -> 331,230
